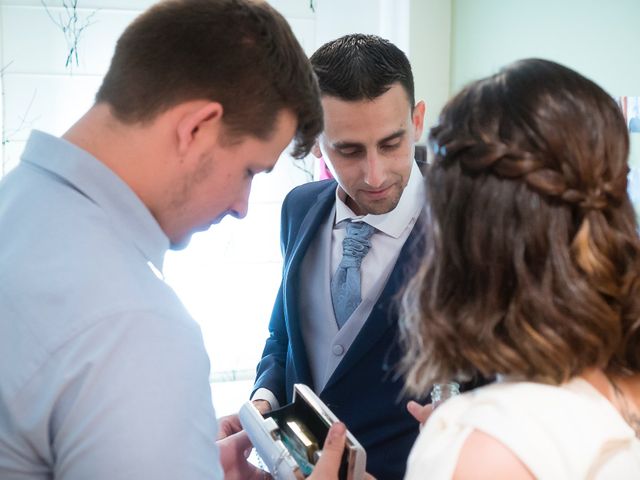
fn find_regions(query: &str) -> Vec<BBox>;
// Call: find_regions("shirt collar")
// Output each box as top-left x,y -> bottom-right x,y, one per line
334,161 -> 425,238
21,130 -> 169,271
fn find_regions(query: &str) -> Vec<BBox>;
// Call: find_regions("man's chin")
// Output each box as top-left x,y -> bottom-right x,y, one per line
359,196 -> 401,215
168,214 -> 228,251
354,185 -> 403,215
169,232 -> 195,251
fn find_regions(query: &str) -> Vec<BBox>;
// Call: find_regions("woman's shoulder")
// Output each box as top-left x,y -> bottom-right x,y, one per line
405,379 -> 639,479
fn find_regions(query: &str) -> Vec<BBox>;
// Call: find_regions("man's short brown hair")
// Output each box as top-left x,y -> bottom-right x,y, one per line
96,0 -> 322,158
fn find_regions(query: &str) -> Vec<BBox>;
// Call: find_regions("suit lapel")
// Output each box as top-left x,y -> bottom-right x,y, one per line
283,183 -> 335,284
283,183 -> 336,387
322,209 -> 428,391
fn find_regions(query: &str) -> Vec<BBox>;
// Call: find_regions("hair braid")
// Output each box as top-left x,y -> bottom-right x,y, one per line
400,59 -> 640,394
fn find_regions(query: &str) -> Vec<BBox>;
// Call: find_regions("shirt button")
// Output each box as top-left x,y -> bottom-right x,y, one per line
332,344 -> 345,356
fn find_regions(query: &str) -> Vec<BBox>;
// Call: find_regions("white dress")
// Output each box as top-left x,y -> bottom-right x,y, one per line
405,378 -> 640,479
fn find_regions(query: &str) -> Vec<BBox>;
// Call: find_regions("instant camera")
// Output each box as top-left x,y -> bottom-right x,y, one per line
239,383 -> 366,480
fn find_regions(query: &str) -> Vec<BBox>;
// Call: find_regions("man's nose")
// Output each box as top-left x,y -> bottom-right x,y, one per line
229,186 -> 250,219
363,151 -> 386,188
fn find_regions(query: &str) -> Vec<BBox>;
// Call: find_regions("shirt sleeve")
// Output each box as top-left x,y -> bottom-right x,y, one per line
25,310 -> 223,480
250,388 -> 280,410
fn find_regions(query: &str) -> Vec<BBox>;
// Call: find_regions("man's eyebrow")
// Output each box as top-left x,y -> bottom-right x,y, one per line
331,129 -> 407,150
332,140 -> 365,150
378,129 -> 406,144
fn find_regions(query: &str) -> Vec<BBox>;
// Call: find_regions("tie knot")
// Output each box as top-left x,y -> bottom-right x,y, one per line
346,221 -> 375,239
341,222 -> 375,263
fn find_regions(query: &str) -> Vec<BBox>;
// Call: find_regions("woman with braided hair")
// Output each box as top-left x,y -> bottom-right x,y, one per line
401,58 -> 640,479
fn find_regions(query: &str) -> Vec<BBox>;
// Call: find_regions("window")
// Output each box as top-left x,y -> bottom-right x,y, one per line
164,156 -> 313,415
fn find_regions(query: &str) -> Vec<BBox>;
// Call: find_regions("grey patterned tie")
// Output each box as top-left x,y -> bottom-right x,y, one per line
331,221 -> 376,328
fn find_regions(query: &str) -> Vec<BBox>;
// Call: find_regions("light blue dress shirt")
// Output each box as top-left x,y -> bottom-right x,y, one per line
0,131 -> 222,479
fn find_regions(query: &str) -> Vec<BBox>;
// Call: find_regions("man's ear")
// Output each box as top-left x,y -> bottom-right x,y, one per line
412,100 -> 426,142
176,102 -> 224,157
311,139 -> 322,158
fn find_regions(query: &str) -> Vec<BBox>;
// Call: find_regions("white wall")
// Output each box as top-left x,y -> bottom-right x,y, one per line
0,1 -> 145,174
451,0 -> 640,96
409,0 -> 452,138
314,0 -> 410,52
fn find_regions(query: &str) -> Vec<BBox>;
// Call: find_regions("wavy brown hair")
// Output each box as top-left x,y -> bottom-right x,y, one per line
400,58 -> 640,394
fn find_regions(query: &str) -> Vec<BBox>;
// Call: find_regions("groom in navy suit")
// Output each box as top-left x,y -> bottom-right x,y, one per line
247,34 -> 431,479
214,34 -> 488,478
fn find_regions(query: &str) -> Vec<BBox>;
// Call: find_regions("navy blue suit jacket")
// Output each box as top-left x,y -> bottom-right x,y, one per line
253,179 -> 430,479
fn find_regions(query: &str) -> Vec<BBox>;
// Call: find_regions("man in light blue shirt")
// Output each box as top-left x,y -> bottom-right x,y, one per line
0,0 -> 325,478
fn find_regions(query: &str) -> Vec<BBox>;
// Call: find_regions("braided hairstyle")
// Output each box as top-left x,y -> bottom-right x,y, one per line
400,58 -> 640,394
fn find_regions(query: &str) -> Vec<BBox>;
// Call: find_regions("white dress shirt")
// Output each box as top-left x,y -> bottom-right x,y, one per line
331,161 -> 426,303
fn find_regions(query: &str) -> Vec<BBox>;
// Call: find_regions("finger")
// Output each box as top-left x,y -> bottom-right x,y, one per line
406,400 -> 422,420
218,430 -> 253,456
217,423 -> 235,441
216,414 -> 243,440
232,430 -> 253,451
310,422 -> 347,478
407,401 -> 433,424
